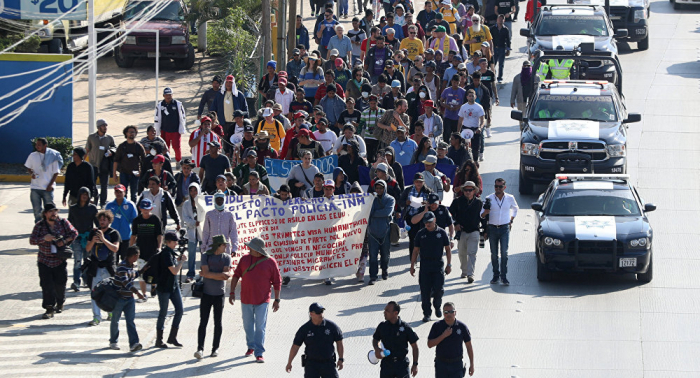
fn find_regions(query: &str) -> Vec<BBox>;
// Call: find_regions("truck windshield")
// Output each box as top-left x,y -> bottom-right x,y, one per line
531,94 -> 617,122
537,15 -> 609,36
124,1 -> 184,21
547,189 -> 641,216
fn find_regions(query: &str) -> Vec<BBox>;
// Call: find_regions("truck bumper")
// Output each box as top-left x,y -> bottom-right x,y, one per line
520,155 -> 626,184
541,246 -> 651,274
118,45 -> 189,59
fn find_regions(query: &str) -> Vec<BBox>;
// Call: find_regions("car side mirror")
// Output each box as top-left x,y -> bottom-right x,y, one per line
644,203 -> 656,212
511,110 -> 523,121
624,113 -> 642,123
615,29 -> 629,38
520,28 -> 530,37
531,202 -> 543,211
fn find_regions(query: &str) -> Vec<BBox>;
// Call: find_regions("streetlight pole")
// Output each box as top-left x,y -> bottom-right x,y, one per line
88,0 -> 96,134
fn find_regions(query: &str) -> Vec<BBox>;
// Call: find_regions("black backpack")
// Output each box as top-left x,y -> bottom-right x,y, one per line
91,277 -> 120,312
142,251 -> 163,285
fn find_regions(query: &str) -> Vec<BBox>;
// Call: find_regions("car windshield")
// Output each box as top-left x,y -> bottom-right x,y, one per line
547,189 -> 641,216
124,1 -> 184,21
537,15 -> 609,36
531,94 -> 618,122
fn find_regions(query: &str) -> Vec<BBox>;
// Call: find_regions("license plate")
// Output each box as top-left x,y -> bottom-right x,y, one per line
619,258 -> 637,267
610,16 -> 622,20
147,52 -> 159,58
636,29 -> 646,35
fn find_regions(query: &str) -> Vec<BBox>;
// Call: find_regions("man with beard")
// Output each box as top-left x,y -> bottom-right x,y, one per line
85,119 -> 115,207
464,14 -> 493,55
85,210 -> 120,326
113,126 -> 146,202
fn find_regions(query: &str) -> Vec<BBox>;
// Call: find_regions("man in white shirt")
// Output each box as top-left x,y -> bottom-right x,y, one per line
274,77 -> 294,117
313,117 -> 337,154
457,89 -> 485,161
480,178 -> 519,286
25,138 -> 63,223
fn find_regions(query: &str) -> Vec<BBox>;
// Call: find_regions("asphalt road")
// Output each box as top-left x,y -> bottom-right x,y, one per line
0,1 -> 699,377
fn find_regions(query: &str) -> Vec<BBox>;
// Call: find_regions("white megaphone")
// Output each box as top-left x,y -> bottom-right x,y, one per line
229,133 -> 243,145
367,346 -> 390,365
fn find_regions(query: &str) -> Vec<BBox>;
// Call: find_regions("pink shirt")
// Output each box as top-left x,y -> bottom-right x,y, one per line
233,254 -> 282,305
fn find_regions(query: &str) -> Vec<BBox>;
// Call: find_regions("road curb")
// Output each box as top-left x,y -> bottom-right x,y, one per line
0,174 -> 66,184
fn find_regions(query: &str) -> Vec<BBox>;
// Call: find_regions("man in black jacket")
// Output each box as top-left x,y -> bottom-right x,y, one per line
449,181 -> 486,283
197,76 -> 222,119
67,187 -> 98,291
62,148 -> 95,207
365,36 -> 393,85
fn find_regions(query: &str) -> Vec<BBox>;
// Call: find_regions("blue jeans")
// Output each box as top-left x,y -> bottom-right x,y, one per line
369,231 -> 391,280
156,286 -> 183,330
30,189 -> 53,223
494,47 -> 507,81
187,240 -> 199,278
241,302 -> 269,357
340,0 -> 349,14
119,173 -> 139,203
110,297 -> 139,346
71,239 -> 86,286
91,267 -> 111,319
488,224 -> 510,278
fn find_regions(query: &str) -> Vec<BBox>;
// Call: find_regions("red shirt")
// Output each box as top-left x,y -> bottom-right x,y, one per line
233,254 -> 282,305
314,82 -> 346,102
361,38 -> 377,53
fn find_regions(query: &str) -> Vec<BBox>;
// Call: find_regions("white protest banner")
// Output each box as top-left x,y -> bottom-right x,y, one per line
264,155 -> 337,193
196,194 -> 374,279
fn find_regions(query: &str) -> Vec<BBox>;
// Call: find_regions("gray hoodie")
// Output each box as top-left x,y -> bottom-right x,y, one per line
368,180 -> 396,239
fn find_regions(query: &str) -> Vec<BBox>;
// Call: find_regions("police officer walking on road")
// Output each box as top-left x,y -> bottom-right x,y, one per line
480,178 -> 519,285
410,211 -> 453,323
427,302 -> 475,377
286,303 -> 345,377
372,301 -> 420,377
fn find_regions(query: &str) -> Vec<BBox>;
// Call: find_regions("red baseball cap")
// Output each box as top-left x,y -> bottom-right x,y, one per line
200,116 -> 212,123
298,128 -> 311,137
226,75 -> 234,82
335,58 -> 344,67
114,184 -> 126,192
423,100 -> 437,109
278,71 -> 288,77
279,77 -> 288,86
152,154 -> 166,164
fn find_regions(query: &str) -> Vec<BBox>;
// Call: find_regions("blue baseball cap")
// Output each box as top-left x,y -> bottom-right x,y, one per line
138,198 -> 153,210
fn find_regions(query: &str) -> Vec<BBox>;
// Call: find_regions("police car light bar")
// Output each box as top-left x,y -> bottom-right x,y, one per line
557,174 -> 630,182
544,80 -> 608,89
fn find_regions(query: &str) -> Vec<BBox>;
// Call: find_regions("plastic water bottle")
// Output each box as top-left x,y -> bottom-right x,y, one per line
405,225 -> 411,232
382,348 -> 391,357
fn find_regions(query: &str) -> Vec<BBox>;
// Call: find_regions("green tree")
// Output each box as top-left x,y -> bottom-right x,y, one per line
206,8 -> 257,92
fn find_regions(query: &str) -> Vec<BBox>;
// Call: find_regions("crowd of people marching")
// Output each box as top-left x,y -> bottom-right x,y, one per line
21,0 -> 546,375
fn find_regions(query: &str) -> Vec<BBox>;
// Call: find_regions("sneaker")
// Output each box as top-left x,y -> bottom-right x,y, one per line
382,271 -> 388,280
467,276 -> 475,284
357,274 -> 364,283
71,283 -> 80,292
324,278 -> 333,285
497,79 -> 503,84
107,312 -> 113,320
490,276 -> 499,284
211,349 -> 219,357
42,310 -> 55,319
435,309 -> 442,318
513,17 -> 518,21
194,349 -> 204,359
256,356 -> 265,363
391,242 -> 400,247
485,128 -> 492,138
400,229 -> 408,239
55,304 -> 63,313
130,343 -> 142,352
109,343 -> 119,350
368,278 -> 376,285
501,277 -> 510,286
245,348 -> 255,357
479,153 -> 484,162
282,276 -> 291,286
89,317 -> 100,326
136,298 -> 147,303
422,316 -> 430,323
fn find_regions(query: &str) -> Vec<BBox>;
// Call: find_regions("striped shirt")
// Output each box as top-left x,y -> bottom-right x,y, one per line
189,129 -> 220,168
359,107 -> 386,140
114,261 -> 139,299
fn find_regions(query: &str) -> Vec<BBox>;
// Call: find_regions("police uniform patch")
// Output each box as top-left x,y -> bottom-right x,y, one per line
456,329 -> 462,335
399,326 -> 405,332
437,233 -> 442,238
325,329 -> 331,335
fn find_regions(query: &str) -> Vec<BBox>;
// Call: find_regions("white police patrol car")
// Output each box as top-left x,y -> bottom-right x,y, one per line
531,174 -> 655,282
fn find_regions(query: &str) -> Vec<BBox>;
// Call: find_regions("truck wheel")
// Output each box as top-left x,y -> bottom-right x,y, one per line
48,38 -> 63,54
519,174 -> 534,195
175,44 -> 196,70
637,253 -> 653,283
114,47 -> 135,68
537,253 -> 552,281
638,35 -> 649,51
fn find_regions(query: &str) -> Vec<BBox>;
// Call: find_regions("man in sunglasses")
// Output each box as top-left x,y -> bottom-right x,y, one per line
410,211 -> 452,323
480,178 -> 518,285
427,302 -> 475,377
449,181 -> 487,282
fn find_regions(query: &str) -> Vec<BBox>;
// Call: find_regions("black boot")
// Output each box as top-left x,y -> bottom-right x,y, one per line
167,327 -> 183,347
155,329 -> 168,348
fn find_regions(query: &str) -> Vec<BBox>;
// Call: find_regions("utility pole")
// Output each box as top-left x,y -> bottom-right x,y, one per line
288,0 -> 297,59
262,0 -> 272,63
278,0 -> 287,70
88,0 -> 96,134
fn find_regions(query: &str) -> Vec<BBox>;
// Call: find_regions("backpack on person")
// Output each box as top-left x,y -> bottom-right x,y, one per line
142,251 -> 163,285
91,277 -> 120,312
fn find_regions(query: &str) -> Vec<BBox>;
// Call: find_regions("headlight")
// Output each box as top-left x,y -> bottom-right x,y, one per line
171,36 -> 186,44
36,29 -> 48,38
629,237 -> 649,248
633,9 -> 647,23
125,36 -> 136,45
543,237 -> 564,248
521,143 -> 540,156
607,144 -> 626,157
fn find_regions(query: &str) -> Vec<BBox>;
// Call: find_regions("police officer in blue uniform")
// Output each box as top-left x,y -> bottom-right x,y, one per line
411,193 -> 455,239
286,303 -> 345,378
427,302 -> 475,377
410,211 -> 453,323
372,301 -> 420,377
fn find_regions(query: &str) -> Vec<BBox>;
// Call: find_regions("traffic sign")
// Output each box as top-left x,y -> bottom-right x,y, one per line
0,0 -> 87,20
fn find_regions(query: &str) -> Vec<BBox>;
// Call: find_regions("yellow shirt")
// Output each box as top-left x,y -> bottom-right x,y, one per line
256,119 -> 286,152
464,25 -> 493,55
399,38 -> 425,61
439,7 -> 460,35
